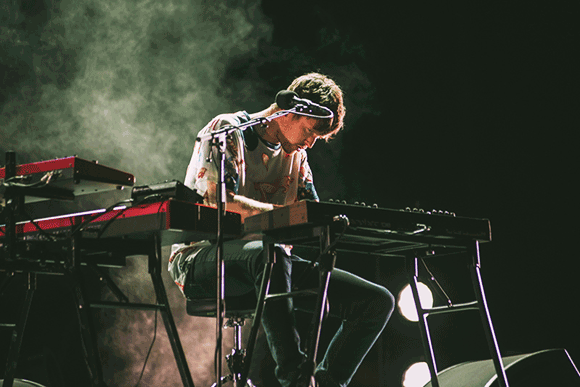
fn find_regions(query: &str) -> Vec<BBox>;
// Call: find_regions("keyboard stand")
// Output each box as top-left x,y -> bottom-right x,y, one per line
1,235 -> 195,387
406,241 -> 509,387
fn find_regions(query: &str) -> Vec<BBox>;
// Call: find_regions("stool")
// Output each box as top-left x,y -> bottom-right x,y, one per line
186,293 -> 257,387
185,242 -> 327,387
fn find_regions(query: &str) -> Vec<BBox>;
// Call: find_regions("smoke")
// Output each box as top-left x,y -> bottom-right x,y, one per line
1,0 -> 379,197
1,0 -> 272,185
2,0 -> 272,385
1,1 -> 382,385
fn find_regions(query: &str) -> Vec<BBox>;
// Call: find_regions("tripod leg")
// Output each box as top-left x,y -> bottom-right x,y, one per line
3,273 -> 36,387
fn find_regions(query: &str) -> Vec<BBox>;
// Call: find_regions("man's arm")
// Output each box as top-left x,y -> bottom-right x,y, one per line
205,181 -> 280,222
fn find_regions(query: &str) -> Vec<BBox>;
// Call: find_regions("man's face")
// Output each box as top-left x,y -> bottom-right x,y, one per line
277,115 -> 321,154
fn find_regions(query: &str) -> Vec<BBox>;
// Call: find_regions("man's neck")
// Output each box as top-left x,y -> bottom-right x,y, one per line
249,106 -> 281,145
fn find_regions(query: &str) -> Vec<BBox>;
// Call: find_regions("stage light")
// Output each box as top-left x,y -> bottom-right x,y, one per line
397,283 -> 433,322
402,362 -> 431,387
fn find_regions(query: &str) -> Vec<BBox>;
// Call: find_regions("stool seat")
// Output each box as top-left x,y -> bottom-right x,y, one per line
186,292 -> 257,318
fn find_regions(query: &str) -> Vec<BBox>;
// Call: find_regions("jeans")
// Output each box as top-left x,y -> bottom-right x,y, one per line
184,240 -> 395,387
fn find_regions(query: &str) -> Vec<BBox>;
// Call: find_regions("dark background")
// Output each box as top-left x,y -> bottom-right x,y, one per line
1,0 -> 578,386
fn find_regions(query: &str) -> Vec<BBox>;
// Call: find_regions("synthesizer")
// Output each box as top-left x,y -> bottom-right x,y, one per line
0,156 -> 135,202
0,199 -> 241,246
244,200 -> 491,255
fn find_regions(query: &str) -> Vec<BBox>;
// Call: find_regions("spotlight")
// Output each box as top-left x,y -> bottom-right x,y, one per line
397,283 -> 433,322
402,362 -> 431,387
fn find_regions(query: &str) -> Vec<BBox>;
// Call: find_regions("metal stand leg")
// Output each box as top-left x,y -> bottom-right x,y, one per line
240,240 -> 276,387
298,250 -> 335,387
3,273 -> 36,387
406,242 -> 509,387
211,317 -> 255,387
0,272 -> 16,298
470,241 -> 509,387
406,256 -> 440,387
67,236 -> 106,386
228,318 -> 244,387
149,235 -> 195,387
88,263 -> 129,303
80,237 -> 195,386
241,229 -> 334,387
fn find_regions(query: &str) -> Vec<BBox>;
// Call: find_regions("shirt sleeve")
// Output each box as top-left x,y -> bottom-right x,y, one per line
296,153 -> 320,201
184,115 -> 243,200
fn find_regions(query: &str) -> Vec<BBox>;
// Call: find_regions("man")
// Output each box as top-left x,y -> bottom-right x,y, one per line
169,73 -> 394,387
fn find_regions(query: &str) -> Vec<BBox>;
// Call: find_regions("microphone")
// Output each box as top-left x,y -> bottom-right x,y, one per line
275,90 -> 333,118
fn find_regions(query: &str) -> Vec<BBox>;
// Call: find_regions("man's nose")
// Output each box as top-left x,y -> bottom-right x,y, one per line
306,135 -> 317,148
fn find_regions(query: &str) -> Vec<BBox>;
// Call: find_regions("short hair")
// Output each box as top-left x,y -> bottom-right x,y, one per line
286,72 -> 345,140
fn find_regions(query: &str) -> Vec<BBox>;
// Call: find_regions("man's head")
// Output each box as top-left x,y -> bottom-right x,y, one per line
286,72 -> 346,141
263,72 -> 345,154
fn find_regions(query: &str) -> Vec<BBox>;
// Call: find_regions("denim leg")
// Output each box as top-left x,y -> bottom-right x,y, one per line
258,246 -> 306,387
187,240 -> 305,387
186,241 -> 393,387
188,240 -> 264,297
292,259 -> 395,387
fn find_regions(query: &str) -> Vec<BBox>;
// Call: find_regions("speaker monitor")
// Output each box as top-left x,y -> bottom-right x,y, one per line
0,380 -> 46,387
423,348 -> 580,387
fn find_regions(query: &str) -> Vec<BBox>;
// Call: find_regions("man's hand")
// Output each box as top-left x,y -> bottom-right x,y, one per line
205,182 -> 280,222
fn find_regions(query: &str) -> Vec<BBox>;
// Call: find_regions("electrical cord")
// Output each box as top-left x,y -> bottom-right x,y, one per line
21,209 -> 61,242
2,178 -> 48,190
134,308 -> 158,387
420,258 -> 454,307
2,171 -> 58,189
2,175 -> 164,385
68,198 -> 134,238
94,194 -> 168,239
291,214 -> 350,291
320,214 -> 350,257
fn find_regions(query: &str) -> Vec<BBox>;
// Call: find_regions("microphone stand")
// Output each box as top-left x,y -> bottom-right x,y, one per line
196,108 -> 296,387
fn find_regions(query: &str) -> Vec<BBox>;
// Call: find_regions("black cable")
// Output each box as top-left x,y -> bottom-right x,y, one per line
2,179 -> 49,189
95,194 -> 168,239
21,209 -> 62,242
291,214 -> 350,291
70,192 -> 171,239
319,214 -> 350,257
94,204 -> 133,239
134,308 -> 158,387
0,197 -> 67,241
0,206 -> 67,241
2,172 -> 59,190
420,258 -> 454,307
68,199 -> 133,238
